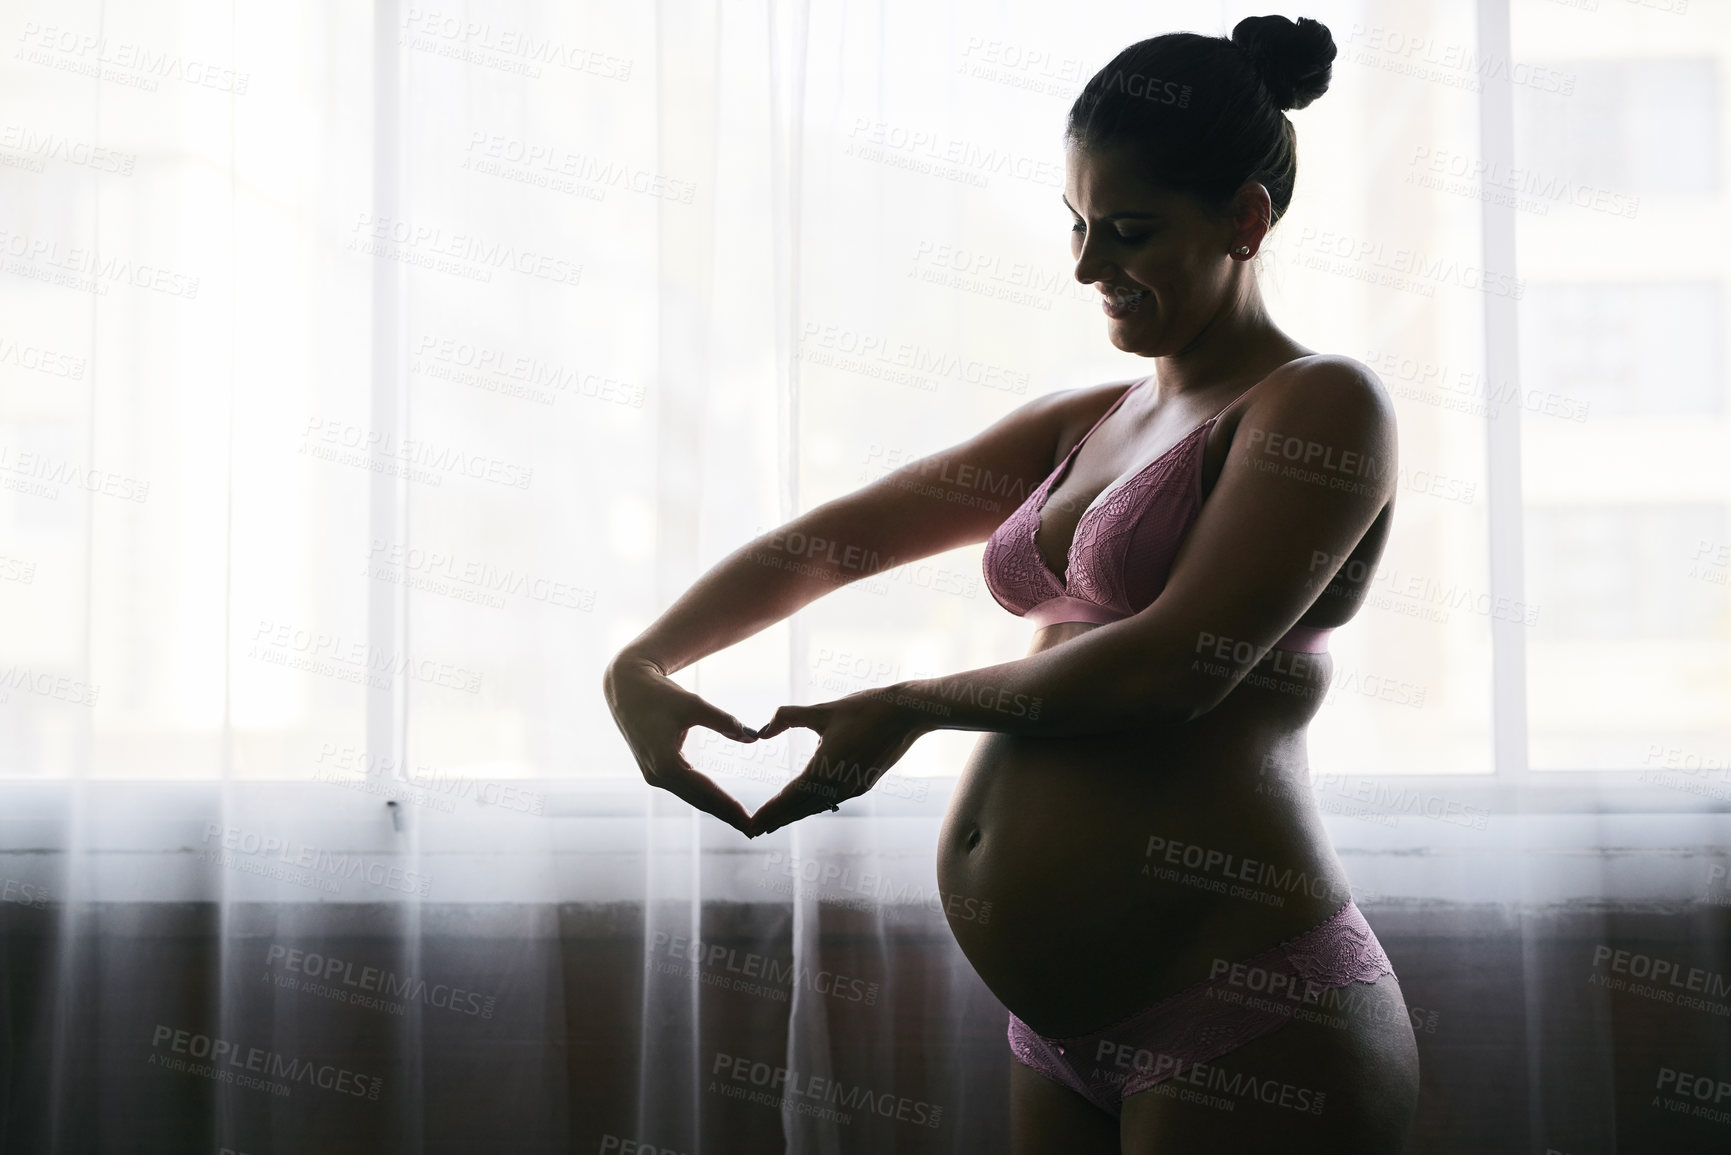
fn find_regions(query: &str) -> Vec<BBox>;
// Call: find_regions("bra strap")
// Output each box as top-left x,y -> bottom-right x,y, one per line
1057,377 -> 1148,470
1025,597 -> 1128,629
1024,603 -> 1333,653
1270,624 -> 1333,653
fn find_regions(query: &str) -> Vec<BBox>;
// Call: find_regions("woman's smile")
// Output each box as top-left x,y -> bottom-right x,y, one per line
1102,286 -> 1149,318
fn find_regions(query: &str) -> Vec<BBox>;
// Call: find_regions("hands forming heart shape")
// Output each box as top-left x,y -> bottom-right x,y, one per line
603,655 -> 930,838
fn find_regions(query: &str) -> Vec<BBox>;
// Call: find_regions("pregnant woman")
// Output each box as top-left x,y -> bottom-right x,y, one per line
604,15 -> 1419,1152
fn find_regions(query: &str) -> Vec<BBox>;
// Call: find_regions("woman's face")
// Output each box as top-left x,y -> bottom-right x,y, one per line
1064,141 -> 1245,357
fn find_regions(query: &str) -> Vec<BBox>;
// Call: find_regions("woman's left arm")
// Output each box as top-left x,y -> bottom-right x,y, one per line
750,358 -> 1398,832
897,358 -> 1399,735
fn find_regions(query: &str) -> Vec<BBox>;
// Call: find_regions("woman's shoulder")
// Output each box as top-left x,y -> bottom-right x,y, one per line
1275,352 -> 1389,396
1042,374 -> 1148,444
1253,353 -> 1394,419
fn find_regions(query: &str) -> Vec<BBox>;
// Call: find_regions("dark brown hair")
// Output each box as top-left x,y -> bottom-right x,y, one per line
1065,15 -> 1337,231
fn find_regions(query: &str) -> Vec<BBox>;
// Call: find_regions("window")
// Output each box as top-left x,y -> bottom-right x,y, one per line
1526,504 -> 1726,641
1513,57 -> 1720,196
1520,281 -> 1723,417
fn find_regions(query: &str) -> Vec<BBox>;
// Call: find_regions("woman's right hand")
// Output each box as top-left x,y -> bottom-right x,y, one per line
602,652 -> 759,836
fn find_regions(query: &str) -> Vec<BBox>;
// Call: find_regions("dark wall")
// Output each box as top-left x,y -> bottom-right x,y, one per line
2,901 -> 1728,1154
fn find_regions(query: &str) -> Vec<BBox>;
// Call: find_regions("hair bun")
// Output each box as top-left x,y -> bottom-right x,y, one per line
1230,14 -> 1336,111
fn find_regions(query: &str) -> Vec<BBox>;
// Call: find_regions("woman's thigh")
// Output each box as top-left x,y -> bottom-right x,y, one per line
1010,1060 -> 1120,1155
1118,973 -> 1421,1154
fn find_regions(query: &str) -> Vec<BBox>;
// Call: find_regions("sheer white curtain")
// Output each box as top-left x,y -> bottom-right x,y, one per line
2,0 -> 1728,1152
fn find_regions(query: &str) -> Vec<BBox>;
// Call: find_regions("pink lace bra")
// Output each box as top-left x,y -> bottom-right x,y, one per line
982,377 -> 1333,653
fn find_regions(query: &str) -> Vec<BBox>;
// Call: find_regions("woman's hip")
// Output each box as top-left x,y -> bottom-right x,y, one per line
1003,901 -> 1417,1142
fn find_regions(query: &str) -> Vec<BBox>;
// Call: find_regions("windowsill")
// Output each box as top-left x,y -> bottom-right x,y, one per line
3,770 -> 1725,815
0,775 -> 1727,909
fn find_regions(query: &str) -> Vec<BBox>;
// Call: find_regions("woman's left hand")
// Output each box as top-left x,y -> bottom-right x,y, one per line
748,687 -> 934,837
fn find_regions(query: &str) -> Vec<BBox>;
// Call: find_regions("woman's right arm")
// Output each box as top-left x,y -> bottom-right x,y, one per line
600,382 -> 1118,830
610,384 -> 1120,676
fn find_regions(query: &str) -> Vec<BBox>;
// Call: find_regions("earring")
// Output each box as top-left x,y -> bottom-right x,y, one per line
1234,245 -> 1251,257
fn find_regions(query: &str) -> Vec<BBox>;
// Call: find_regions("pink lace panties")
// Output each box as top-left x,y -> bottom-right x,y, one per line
1006,900 -> 1394,1119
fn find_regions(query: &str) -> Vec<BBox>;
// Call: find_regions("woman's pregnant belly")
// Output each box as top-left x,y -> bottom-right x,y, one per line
936,636 -> 1354,1038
